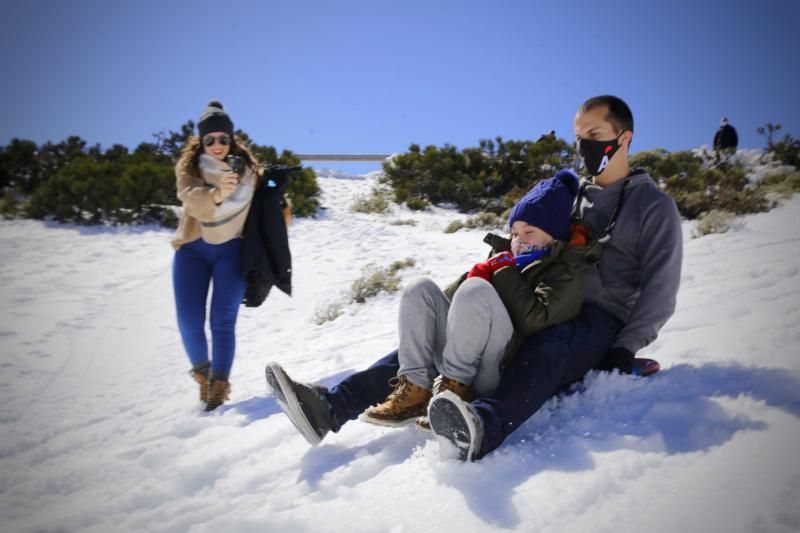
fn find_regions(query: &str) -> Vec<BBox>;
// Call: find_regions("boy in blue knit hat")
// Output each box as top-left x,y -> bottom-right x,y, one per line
354,169 -> 600,430
267,170 -> 599,436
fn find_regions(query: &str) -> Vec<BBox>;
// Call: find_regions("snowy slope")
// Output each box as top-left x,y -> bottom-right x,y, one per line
0,173 -> 799,533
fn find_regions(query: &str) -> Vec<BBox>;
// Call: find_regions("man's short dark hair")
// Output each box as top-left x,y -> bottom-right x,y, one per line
578,95 -> 634,134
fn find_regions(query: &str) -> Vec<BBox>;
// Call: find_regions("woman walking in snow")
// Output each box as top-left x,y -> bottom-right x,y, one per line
171,101 -> 259,411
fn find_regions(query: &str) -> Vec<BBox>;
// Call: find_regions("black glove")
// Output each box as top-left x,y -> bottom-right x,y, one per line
597,346 -> 635,374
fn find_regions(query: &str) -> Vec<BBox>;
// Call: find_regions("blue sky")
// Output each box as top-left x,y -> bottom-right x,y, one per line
1,0 -> 798,173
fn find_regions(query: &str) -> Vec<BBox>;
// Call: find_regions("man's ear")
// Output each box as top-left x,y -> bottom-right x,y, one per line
620,131 -> 633,149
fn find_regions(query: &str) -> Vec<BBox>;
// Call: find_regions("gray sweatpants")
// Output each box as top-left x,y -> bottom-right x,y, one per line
397,276 -> 514,397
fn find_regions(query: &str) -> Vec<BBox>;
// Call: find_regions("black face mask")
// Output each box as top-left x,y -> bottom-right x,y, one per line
577,134 -> 622,176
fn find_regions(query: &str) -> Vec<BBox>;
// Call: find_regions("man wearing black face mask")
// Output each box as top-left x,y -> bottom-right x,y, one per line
571,96 -> 682,374
264,95 -> 683,462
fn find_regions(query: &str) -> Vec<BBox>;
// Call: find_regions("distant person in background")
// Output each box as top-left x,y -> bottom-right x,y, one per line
171,101 -> 260,411
713,117 -> 738,152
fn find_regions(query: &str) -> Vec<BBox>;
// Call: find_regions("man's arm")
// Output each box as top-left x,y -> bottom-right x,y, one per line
613,194 -> 683,354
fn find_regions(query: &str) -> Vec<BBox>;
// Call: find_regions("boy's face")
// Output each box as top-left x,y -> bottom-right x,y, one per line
510,221 -> 554,255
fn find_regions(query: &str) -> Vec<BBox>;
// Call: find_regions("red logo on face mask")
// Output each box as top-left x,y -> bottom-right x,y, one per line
604,145 -> 613,154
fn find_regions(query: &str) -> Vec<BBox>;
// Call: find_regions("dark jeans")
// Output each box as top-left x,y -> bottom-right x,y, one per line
326,350 -> 400,432
324,304 -> 622,456
472,303 -> 622,456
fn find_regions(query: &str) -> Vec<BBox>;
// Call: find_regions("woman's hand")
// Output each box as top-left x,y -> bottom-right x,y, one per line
217,172 -> 240,200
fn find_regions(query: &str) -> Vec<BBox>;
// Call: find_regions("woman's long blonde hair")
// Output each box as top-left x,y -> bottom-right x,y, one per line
177,134 -> 261,178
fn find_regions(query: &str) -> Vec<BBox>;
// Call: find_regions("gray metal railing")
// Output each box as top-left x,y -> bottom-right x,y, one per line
296,154 -> 391,162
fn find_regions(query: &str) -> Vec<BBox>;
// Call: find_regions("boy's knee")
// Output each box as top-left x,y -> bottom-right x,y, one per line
402,276 -> 439,300
452,276 -> 494,302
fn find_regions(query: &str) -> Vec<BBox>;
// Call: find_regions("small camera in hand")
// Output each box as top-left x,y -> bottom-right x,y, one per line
226,155 -> 246,175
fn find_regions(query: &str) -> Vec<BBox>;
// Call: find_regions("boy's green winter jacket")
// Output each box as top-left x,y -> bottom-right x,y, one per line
444,225 -> 601,371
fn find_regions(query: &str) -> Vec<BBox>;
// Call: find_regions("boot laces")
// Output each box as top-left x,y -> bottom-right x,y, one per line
432,375 -> 472,400
432,375 -> 455,395
387,375 -> 411,403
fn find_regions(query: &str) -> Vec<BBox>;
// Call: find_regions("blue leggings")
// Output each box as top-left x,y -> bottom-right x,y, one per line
173,238 -> 247,381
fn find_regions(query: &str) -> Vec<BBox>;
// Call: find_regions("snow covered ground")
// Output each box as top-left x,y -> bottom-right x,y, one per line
1,172 -> 799,533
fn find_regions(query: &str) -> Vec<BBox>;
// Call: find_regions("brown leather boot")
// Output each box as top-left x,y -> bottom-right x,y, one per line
190,363 -> 210,403
416,375 -> 474,431
361,375 -> 432,427
205,379 -> 231,411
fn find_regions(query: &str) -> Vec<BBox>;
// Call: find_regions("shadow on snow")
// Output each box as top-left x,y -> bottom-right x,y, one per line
229,361 -> 800,528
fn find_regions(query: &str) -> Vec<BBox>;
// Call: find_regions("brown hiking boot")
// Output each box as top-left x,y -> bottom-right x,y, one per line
190,363 -> 210,403
416,375 -> 474,432
361,375 -> 432,427
205,379 -> 231,411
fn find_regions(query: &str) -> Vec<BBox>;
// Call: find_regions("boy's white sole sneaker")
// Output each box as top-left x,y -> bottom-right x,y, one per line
427,390 -> 484,461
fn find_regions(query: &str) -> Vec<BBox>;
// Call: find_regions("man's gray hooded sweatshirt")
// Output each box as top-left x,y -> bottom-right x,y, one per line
576,169 -> 683,354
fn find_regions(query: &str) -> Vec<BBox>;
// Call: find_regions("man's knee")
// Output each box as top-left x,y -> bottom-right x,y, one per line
511,327 -> 572,380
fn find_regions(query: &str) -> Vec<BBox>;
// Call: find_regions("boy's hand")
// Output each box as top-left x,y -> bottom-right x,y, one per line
487,251 -> 515,272
467,262 -> 492,281
467,252 -> 515,281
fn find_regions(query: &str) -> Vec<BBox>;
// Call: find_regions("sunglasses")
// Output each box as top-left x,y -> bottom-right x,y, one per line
202,134 -> 231,147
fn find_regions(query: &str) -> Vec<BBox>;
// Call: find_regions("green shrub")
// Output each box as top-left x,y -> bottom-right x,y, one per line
444,220 -> 466,234
24,156 -> 177,225
313,302 -> 345,325
351,187 -> 392,214
389,218 -> 417,226
381,136 -> 574,213
313,259 -> 415,324
284,167 -> 322,217
387,258 -> 416,275
630,149 -> 769,219
444,211 -> 506,233
758,123 -> 800,168
755,169 -> 800,199
350,268 -> 398,303
26,157 -> 112,223
349,258 -> 415,304
0,124 -> 322,226
158,206 -> 179,229
405,197 -> 429,211
693,209 -> 736,238
0,190 -> 19,218
0,138 -> 43,193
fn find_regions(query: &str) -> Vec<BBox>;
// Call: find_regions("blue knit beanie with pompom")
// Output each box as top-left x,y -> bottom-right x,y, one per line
508,169 -> 580,242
